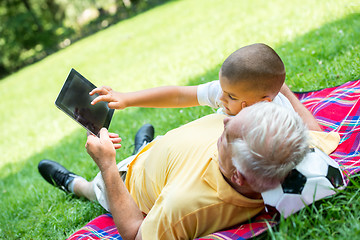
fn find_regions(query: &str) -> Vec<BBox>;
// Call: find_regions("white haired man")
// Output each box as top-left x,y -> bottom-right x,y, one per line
39,102 -> 309,240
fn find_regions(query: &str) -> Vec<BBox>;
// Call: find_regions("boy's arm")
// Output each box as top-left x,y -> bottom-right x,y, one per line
86,128 -> 143,240
90,85 -> 199,110
280,84 -> 322,131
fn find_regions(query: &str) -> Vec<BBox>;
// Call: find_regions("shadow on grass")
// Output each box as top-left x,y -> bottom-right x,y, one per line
0,13 -> 359,238
276,13 -> 360,91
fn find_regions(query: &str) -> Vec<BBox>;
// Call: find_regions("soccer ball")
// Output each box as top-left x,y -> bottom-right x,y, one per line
261,147 -> 346,218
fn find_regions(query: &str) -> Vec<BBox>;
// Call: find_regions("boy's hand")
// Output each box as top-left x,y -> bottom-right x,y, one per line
90,86 -> 127,109
85,128 -> 122,172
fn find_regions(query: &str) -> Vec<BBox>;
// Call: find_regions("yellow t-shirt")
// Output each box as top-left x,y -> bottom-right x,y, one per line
309,131 -> 340,154
125,114 -> 264,240
124,114 -> 341,240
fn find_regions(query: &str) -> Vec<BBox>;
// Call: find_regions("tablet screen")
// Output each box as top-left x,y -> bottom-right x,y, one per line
55,68 -> 114,136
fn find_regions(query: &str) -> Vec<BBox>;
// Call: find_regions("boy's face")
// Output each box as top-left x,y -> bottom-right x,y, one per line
219,74 -> 272,116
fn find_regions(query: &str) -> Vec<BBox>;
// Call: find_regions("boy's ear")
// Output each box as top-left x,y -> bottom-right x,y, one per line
241,101 -> 247,109
231,170 -> 246,186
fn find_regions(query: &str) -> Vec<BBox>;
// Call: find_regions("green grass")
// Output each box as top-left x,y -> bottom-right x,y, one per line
0,0 -> 359,238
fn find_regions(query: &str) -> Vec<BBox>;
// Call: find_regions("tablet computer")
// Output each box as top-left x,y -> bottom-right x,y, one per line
55,68 -> 114,136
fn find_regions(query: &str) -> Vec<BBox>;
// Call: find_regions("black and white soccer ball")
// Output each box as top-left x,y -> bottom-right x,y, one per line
261,147 -> 346,218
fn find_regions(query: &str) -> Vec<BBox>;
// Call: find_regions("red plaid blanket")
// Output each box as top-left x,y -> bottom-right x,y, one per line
68,80 -> 360,240
296,80 -> 360,180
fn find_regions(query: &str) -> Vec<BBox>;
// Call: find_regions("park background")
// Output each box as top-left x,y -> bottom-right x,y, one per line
0,0 -> 359,239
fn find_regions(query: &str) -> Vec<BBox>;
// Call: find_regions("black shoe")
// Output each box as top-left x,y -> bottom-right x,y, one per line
38,159 -> 79,192
133,124 -> 154,155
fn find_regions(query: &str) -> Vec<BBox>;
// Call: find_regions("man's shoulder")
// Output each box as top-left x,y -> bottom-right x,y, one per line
178,113 -> 225,130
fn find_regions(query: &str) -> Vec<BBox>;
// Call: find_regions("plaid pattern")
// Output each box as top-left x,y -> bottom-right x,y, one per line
67,80 -> 360,240
295,80 -> 360,180
67,214 -> 121,240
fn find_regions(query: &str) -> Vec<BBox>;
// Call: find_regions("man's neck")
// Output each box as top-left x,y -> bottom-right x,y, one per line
223,174 -> 262,199
237,187 -> 262,199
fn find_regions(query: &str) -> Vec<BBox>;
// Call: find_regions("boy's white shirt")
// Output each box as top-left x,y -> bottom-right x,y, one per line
197,80 -> 295,115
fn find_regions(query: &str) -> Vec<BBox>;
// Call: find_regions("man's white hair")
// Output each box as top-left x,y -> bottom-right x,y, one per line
231,102 -> 309,192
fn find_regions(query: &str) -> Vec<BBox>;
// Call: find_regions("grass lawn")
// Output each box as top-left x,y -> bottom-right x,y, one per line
0,0 -> 359,239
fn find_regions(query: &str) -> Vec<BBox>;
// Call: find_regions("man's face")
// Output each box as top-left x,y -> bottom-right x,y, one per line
217,113 -> 245,180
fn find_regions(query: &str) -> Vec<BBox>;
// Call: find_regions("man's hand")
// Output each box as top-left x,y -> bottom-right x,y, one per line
85,128 -> 122,172
86,128 -> 143,240
90,86 -> 128,109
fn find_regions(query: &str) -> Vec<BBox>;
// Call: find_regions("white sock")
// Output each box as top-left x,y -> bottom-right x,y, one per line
67,176 -> 85,193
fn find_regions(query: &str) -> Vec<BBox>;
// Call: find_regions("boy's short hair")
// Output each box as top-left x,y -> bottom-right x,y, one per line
220,43 -> 286,93
231,102 -> 309,192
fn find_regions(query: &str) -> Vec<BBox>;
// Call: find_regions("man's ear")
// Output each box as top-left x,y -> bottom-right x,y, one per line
262,96 -> 272,102
231,170 -> 246,186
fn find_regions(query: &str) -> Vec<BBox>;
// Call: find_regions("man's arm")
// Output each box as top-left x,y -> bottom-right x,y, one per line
90,85 -> 199,110
280,83 -> 322,131
86,129 -> 143,240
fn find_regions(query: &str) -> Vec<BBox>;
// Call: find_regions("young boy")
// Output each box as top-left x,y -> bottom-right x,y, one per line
90,43 -> 322,131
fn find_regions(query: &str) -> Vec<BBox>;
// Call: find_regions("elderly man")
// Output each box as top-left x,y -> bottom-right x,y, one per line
39,102 -> 309,240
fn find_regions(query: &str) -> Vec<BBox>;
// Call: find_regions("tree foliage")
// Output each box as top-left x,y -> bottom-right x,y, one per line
0,0 -> 169,79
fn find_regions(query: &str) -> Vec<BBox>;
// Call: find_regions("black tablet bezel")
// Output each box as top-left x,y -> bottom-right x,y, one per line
55,68 -> 114,136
